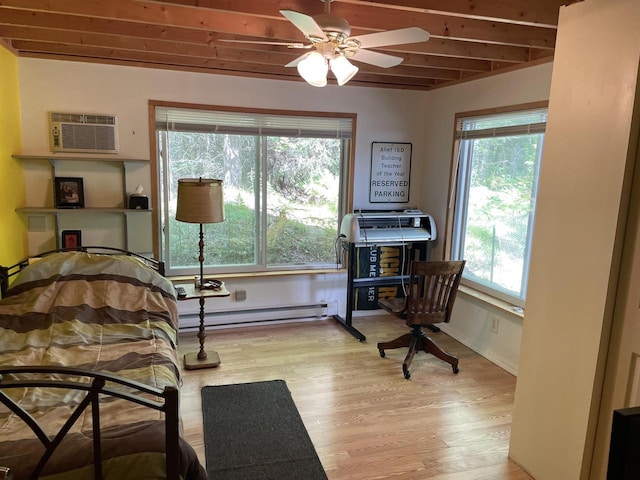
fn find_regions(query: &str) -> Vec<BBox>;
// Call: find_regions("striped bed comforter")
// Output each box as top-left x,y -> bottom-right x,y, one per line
0,252 -> 206,479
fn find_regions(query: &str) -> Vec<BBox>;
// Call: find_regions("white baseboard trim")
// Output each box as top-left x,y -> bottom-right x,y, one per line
439,324 -> 518,376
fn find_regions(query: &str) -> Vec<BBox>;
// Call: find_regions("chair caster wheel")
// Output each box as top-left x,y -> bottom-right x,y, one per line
403,365 -> 411,379
452,365 -> 460,374
379,349 -> 385,358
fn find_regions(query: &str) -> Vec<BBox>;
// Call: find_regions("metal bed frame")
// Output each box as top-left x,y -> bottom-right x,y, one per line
0,367 -> 180,480
0,247 -> 180,480
0,246 -> 165,296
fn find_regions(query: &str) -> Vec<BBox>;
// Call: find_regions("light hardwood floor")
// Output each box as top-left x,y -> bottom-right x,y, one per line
177,315 -> 532,480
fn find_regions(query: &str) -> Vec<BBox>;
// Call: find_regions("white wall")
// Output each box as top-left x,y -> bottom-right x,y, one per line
509,1 -> 640,478
422,62 -> 554,374
16,57 -> 554,367
17,58 -> 430,209
16,58 -> 430,329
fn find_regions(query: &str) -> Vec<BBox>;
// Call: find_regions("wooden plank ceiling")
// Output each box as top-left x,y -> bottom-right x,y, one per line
0,0 -> 571,90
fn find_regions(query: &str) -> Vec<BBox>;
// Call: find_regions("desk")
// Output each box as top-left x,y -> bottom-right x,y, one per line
175,282 -> 230,370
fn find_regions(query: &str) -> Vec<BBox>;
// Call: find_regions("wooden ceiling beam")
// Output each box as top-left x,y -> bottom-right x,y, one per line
0,9 -> 220,45
325,6 -> 554,49
392,53 -> 490,72
146,0 -> 557,48
145,0 -> 562,28
17,51 -> 438,90
15,47 -> 437,90
0,0 -> 557,49
0,0 -> 562,90
334,0 -> 565,27
0,1 -> 305,40
10,40 -> 306,74
0,8 -> 535,63
9,39 -> 455,82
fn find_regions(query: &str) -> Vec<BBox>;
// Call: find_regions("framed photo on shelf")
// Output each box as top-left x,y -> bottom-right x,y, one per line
61,230 -> 82,250
54,177 -> 84,208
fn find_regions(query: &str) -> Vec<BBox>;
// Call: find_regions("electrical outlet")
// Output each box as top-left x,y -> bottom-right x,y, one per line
491,318 -> 499,334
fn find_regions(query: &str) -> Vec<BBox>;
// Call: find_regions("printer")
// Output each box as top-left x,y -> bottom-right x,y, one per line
340,210 -> 436,246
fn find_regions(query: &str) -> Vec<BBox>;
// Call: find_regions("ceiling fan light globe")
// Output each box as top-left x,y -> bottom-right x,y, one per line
297,51 -> 328,87
330,56 -> 359,86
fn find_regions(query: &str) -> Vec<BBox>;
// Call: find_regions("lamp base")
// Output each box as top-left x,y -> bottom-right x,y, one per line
184,350 -> 221,370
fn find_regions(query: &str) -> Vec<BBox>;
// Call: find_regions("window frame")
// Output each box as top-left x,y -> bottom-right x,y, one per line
148,100 -> 356,275
445,101 -> 548,307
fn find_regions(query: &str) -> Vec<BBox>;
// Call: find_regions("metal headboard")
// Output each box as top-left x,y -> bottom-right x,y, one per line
0,247 -> 165,296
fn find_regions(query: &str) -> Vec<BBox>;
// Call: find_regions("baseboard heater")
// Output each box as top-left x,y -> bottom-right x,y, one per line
178,303 -> 328,331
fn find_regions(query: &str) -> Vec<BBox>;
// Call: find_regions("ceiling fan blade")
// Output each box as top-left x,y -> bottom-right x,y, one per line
351,27 -> 429,49
350,49 -> 404,68
220,39 -> 308,48
285,53 -> 312,68
280,10 -> 328,41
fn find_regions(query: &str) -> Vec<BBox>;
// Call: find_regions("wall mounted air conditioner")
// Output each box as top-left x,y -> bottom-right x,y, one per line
49,112 -> 119,154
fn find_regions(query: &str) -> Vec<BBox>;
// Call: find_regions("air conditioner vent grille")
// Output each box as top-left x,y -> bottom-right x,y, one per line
60,124 -> 117,151
49,112 -> 118,153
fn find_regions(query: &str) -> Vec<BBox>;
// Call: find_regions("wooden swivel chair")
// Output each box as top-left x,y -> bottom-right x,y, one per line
377,260 -> 465,379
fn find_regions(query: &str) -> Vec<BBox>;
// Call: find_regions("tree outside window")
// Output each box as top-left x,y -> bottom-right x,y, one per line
154,105 -> 353,276
451,106 -> 547,306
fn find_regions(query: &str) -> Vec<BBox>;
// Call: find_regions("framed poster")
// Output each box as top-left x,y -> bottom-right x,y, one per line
369,142 -> 411,203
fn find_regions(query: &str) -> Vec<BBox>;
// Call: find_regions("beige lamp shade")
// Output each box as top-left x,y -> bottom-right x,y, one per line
176,178 -> 225,224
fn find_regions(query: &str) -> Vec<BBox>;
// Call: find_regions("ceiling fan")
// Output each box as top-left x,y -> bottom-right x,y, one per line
223,0 -> 429,87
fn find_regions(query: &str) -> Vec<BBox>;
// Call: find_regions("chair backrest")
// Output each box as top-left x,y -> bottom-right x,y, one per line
404,260 -> 465,326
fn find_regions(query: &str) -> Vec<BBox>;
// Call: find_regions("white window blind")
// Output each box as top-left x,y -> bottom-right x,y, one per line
457,108 -> 547,139
155,107 -> 352,139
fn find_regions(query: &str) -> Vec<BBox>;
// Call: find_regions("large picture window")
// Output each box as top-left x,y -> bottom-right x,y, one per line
450,105 -> 547,306
152,103 -> 354,276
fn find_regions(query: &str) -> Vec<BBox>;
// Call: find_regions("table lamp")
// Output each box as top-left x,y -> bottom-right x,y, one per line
176,177 -> 225,369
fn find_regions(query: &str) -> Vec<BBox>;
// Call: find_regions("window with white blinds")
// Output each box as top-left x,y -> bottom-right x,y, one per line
450,106 -> 547,306
153,104 -> 354,275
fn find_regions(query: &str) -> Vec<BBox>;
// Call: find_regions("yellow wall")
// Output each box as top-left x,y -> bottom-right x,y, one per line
0,42 -> 26,266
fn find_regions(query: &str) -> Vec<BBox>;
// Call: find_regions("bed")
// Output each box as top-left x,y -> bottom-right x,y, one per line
0,248 -> 207,480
